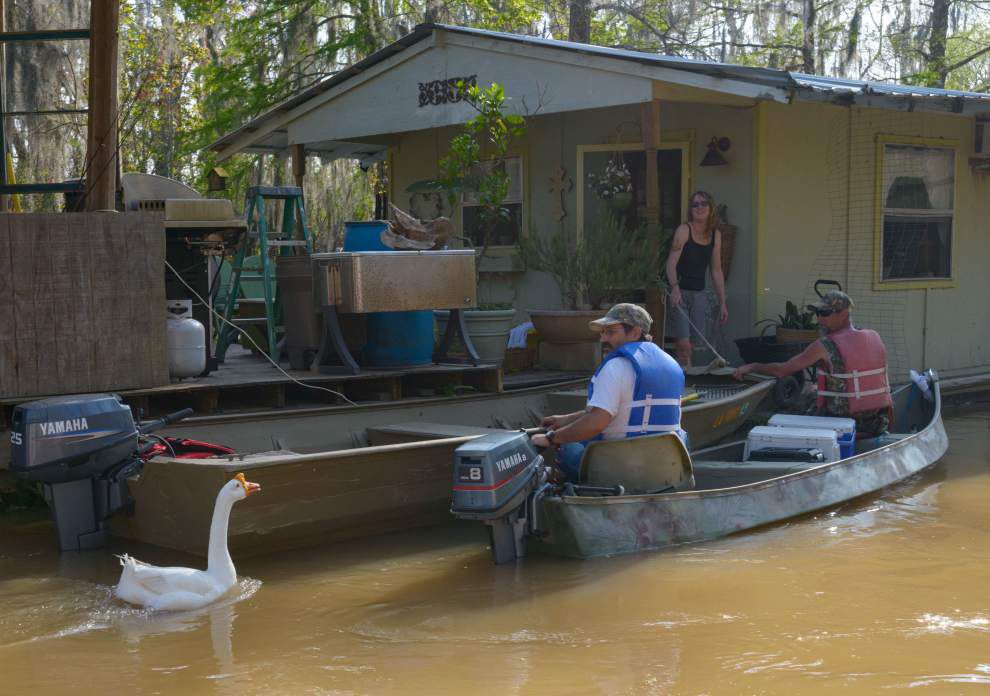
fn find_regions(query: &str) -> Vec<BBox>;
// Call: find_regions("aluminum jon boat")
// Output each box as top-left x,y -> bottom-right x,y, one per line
450,371 -> 947,562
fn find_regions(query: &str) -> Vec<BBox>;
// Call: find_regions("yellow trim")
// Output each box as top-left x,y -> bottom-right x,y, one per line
575,136 -> 693,244
754,102 -> 766,320
872,134 -> 959,291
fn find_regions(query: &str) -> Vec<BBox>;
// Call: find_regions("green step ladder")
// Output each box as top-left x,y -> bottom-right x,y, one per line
215,185 -> 313,363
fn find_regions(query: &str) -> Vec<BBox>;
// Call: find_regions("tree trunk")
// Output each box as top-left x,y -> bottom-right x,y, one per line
801,0 -> 817,74
928,0 -> 951,87
568,0 -> 591,43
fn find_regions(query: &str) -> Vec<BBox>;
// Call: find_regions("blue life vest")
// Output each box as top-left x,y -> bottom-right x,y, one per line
587,341 -> 685,439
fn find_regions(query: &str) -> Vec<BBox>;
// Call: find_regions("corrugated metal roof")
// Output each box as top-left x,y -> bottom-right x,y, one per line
791,72 -> 990,102
209,23 -> 990,158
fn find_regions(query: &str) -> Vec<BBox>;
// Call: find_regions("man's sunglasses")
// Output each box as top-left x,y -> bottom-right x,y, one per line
814,308 -> 838,317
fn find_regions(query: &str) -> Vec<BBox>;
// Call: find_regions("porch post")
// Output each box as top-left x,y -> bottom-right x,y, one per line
641,98 -> 665,345
291,143 -> 306,189
85,0 -> 120,211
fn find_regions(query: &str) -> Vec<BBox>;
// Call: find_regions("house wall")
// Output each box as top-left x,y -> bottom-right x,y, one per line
759,100 -> 990,378
389,100 -> 757,349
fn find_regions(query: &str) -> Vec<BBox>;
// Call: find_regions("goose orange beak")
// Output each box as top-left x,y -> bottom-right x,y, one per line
235,472 -> 262,496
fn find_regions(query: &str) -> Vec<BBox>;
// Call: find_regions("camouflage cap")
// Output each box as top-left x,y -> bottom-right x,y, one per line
588,303 -> 653,333
807,290 -> 854,314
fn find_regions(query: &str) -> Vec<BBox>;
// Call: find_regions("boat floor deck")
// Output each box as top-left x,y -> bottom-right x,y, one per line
0,346 -> 589,424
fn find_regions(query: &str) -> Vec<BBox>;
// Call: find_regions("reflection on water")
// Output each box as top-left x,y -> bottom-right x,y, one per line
1,411 -> 988,693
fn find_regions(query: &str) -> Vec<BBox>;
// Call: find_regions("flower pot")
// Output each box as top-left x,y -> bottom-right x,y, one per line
774,327 -> 820,344
434,309 -> 516,363
528,309 -> 603,344
605,191 -> 633,215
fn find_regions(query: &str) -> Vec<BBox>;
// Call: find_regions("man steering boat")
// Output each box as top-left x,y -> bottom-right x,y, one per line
531,303 -> 686,482
734,290 -> 893,437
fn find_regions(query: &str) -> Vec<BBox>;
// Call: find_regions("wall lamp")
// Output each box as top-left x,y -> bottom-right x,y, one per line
700,137 -> 731,167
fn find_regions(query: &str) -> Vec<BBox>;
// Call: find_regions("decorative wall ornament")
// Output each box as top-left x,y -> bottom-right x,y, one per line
418,75 -> 478,107
548,165 -> 573,222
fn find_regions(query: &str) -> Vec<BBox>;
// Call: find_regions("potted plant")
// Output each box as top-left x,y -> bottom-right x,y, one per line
587,157 -> 633,216
432,81 -> 527,363
519,212 -> 660,343
755,301 -> 820,344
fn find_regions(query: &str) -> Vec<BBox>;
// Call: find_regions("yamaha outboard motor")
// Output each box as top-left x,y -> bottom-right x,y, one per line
450,431 -> 550,564
9,394 -> 192,551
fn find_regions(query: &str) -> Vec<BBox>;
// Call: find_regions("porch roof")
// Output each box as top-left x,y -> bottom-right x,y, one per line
209,24 -> 990,161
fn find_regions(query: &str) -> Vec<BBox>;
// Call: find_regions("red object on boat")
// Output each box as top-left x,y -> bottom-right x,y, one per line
140,437 -> 235,461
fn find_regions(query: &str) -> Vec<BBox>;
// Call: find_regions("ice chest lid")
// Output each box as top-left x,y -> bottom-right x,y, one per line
767,414 -> 856,435
748,425 -> 839,441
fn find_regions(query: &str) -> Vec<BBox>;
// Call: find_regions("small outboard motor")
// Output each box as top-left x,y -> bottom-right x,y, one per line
450,431 -> 550,564
9,394 -> 192,552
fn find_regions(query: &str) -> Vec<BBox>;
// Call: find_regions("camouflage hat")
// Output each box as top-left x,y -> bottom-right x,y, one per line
807,290 -> 854,314
588,303 -> 653,333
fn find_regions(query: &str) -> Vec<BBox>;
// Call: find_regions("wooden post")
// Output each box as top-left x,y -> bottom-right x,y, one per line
641,99 -> 666,344
84,0 -> 120,211
291,143 -> 306,189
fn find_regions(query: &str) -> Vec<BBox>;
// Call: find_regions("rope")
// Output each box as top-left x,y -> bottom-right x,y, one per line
673,302 -> 729,367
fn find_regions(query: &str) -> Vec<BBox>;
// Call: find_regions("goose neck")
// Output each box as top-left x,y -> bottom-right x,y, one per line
206,491 -> 236,583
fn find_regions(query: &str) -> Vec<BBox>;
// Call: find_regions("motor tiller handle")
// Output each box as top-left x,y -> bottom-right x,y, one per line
138,408 -> 194,434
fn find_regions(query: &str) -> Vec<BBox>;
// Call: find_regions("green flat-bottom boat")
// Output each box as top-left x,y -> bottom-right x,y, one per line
451,371 -> 946,562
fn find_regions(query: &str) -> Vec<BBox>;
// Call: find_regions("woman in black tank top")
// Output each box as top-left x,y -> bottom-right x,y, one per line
663,190 -> 729,367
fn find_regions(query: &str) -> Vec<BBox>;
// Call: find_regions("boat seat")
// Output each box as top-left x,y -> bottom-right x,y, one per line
366,421 -> 510,446
579,433 -> 694,494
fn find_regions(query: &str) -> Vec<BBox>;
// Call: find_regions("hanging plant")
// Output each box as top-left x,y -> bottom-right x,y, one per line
587,157 -> 632,201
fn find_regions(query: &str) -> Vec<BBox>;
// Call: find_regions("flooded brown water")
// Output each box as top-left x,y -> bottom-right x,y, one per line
1,410 -> 988,694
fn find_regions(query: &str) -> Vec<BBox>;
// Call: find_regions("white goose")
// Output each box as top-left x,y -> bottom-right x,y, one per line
115,473 -> 261,612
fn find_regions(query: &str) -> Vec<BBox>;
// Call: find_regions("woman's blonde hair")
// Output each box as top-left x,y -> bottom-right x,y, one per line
687,190 -> 720,239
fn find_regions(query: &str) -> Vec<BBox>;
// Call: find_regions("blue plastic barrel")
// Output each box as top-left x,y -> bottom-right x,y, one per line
343,221 -> 434,367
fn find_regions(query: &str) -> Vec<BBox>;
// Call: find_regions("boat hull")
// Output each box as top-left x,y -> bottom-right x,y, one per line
531,381 -> 947,559
110,381 -> 578,556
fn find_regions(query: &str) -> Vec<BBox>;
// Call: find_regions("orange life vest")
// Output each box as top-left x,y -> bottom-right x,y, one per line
816,326 -> 893,414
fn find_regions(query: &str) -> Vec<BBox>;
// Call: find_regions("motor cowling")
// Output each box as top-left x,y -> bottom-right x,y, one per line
10,394 -> 138,483
450,431 -> 547,564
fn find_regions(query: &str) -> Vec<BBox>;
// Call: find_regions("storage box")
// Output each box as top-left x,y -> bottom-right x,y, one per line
744,425 -> 840,463
768,414 -> 856,459
311,250 -> 476,313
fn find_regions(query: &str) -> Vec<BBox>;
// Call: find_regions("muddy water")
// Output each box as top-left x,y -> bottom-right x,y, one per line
1,410 -> 988,694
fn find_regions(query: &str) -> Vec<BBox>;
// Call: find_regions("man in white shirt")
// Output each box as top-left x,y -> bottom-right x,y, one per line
531,303 -> 685,482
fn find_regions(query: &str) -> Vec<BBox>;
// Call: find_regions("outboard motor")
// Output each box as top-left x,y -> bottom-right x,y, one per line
450,431 -> 550,564
9,394 -> 192,551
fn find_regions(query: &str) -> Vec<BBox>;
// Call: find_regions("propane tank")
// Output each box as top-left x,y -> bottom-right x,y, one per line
166,300 -> 206,379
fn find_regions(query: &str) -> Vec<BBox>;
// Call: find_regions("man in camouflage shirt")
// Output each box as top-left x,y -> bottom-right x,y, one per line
734,291 -> 891,437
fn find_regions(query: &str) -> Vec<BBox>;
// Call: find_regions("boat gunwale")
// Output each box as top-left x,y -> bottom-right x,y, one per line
554,378 -> 944,506
173,378 -> 588,427
681,376 -> 775,412
151,428 -> 545,469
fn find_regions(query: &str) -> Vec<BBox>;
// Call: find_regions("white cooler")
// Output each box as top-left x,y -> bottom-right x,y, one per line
744,425 -> 840,463
767,414 -> 856,459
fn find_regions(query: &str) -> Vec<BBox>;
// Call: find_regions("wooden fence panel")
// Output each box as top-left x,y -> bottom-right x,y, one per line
0,212 -> 168,400
10,215 -> 39,396
31,215 -> 63,396
0,216 -> 14,397
66,214 -> 96,392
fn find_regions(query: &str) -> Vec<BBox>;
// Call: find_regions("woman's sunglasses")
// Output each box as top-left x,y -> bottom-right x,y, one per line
690,201 -> 709,208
